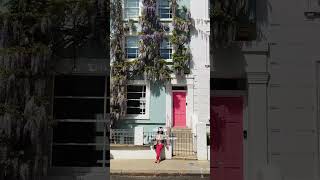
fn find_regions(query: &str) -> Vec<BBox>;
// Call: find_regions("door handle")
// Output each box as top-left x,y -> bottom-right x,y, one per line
243,130 -> 247,139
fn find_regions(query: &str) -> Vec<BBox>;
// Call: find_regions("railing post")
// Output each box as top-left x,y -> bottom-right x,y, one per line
134,126 -> 144,145
165,127 -> 172,159
120,130 -> 124,144
192,113 -> 198,153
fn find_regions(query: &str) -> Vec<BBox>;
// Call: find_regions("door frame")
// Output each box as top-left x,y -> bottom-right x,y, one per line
172,90 -> 187,128
210,90 -> 248,180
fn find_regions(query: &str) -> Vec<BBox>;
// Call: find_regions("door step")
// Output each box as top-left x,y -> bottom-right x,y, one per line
172,156 -> 197,160
171,128 -> 192,132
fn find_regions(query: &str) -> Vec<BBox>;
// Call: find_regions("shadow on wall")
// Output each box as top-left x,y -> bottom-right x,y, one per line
150,81 -> 163,97
245,0 -> 272,47
211,45 -> 247,78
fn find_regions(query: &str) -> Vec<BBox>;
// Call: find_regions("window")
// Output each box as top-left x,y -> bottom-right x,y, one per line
234,0 -> 257,41
52,75 -> 109,167
160,39 -> 172,59
159,0 -> 172,19
126,81 -> 150,119
124,0 -> 139,19
126,36 -> 139,59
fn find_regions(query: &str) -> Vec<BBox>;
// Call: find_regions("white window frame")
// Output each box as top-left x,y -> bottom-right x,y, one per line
160,38 -> 173,62
125,36 -> 139,60
123,0 -> 140,20
125,80 -> 150,120
158,0 -> 172,21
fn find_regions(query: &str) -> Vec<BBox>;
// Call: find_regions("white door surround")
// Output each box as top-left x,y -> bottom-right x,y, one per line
165,78 -> 195,129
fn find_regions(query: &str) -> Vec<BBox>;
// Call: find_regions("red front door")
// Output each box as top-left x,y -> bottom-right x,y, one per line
173,91 -> 187,128
210,96 -> 244,180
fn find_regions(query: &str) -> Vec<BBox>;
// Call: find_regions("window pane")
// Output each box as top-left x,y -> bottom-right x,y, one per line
54,99 -> 104,119
125,0 -> 139,7
159,0 -> 170,7
159,9 -> 172,18
160,40 -> 172,59
127,85 -> 144,92
126,37 -> 138,47
54,76 -> 105,97
126,48 -> 138,58
160,49 -> 171,59
53,122 -> 106,143
127,100 -> 141,107
159,0 -> 171,18
125,8 -> 139,18
127,85 -> 146,115
124,0 -> 139,18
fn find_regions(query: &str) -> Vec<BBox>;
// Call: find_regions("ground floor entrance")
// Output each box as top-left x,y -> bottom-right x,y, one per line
209,78 -> 247,180
210,96 -> 244,180
173,91 -> 187,128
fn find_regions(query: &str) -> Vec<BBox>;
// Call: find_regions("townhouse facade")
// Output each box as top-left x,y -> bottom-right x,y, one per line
209,0 -> 320,180
109,0 -> 211,161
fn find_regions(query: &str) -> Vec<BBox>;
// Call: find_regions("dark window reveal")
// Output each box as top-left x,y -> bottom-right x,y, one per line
172,86 -> 187,90
210,78 -> 247,90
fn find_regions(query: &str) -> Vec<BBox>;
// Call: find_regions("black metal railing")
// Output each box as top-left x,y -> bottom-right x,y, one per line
110,129 -> 134,145
171,132 -> 196,158
143,132 -> 157,145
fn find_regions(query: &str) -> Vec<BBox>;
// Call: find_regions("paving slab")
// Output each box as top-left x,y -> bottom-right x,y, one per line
110,159 -> 210,176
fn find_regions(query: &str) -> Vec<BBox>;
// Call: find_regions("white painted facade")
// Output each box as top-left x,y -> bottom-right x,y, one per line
265,0 -> 320,179
190,0 -> 210,126
188,0 -> 211,161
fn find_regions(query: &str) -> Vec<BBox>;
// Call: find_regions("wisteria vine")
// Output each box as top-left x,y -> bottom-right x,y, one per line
110,0 -> 193,125
170,0 -> 192,75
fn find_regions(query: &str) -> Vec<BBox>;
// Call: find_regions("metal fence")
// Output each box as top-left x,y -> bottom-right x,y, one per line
110,129 -> 134,144
143,132 -> 157,145
171,132 -> 197,158
144,131 -> 197,158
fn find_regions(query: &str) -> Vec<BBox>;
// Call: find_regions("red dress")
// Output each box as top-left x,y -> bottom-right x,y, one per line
155,134 -> 164,160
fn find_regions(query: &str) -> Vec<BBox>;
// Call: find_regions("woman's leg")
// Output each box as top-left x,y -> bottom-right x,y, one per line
156,144 -> 164,162
156,144 -> 161,161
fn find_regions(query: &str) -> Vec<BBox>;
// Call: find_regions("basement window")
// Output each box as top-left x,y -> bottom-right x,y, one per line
52,75 -> 109,167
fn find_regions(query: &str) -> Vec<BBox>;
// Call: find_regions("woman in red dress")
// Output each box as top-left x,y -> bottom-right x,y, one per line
154,127 -> 164,163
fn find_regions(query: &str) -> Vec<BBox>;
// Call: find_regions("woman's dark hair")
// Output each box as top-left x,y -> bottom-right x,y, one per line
157,127 -> 164,134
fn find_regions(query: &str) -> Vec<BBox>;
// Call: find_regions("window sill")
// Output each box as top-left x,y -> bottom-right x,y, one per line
124,114 -> 149,120
161,59 -> 172,62
160,18 -> 173,22
123,18 -> 139,22
126,58 -> 138,61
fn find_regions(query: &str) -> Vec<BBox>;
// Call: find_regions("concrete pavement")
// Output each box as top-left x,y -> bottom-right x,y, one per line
110,175 -> 210,180
110,159 -> 210,176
